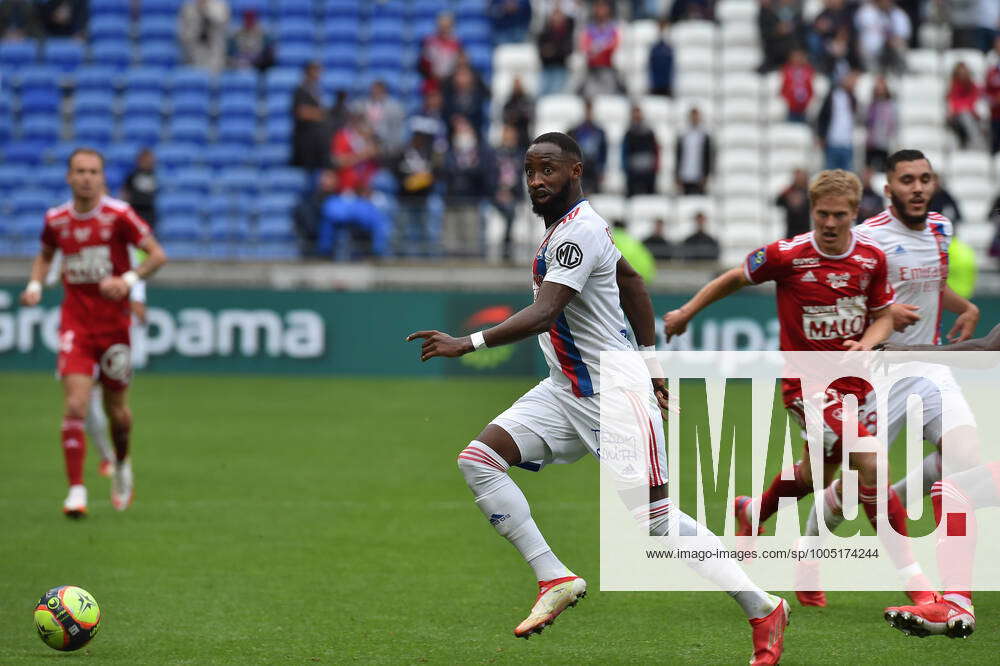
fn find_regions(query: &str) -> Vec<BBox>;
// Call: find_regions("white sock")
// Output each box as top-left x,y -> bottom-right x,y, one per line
458,440 -> 572,582
84,386 -> 113,463
892,452 -> 941,505
805,479 -> 844,537
639,500 -> 777,619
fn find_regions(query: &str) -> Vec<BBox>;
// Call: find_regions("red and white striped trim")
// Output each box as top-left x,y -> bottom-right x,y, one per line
930,480 -> 972,507
458,444 -> 508,473
61,417 -> 85,430
623,391 -> 664,487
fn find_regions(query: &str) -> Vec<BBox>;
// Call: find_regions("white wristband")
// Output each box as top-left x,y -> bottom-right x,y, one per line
470,331 -> 488,350
26,280 -> 42,295
121,271 -> 139,288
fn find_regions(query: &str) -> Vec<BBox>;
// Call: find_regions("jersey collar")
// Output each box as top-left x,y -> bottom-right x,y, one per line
809,228 -> 856,259
71,195 -> 107,219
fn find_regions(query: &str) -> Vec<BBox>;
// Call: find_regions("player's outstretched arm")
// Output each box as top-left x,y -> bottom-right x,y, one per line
663,266 -> 750,341
19,244 -> 56,306
876,323 -> 1000,353
941,285 -> 980,342
407,282 -> 577,362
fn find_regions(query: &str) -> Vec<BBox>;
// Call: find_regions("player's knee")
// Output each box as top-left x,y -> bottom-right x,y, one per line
457,441 -> 509,487
854,451 -> 878,485
64,395 -> 89,420
109,407 -> 132,432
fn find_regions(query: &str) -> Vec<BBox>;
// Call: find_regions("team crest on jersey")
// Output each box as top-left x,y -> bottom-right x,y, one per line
748,247 -> 767,272
801,270 -> 817,282
826,272 -> 850,288
851,254 -> 878,270
73,227 -> 92,242
555,241 -> 583,268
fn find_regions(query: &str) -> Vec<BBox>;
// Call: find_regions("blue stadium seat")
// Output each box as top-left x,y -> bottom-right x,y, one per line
276,17 -> 317,44
251,240 -> 301,260
157,190 -> 204,217
138,15 -> 177,41
256,214 -> 296,241
89,15 -> 131,41
265,167 -> 308,195
368,17 -> 406,44
172,91 -> 211,119
276,42 -> 315,69
167,117 -> 210,144
217,118 -> 258,144
170,67 -> 213,96
208,216 -> 250,242
264,94 -> 291,120
0,41 -> 38,70
273,0 -> 314,19
411,16 -> 437,41
122,67 -> 169,94
2,141 -> 50,165
122,90 -> 165,118
217,91 -> 258,121
456,0 -> 488,20
230,0 -> 266,14
43,39 -> 85,72
465,43 -> 493,77
253,142 -> 289,168
74,90 -> 116,117
322,16 -> 361,43
204,143 -> 250,169
16,64 -> 60,91
361,69 -> 403,94
16,214 -> 45,240
74,116 -> 115,145
139,40 -> 180,68
0,165 -> 20,191
264,116 -> 291,144
265,68 -> 300,96
368,44 -> 414,71
156,142 -> 203,169
325,0 -> 362,18
45,142 -> 78,167
218,70 -> 258,96
321,68 -> 353,96
141,0 -> 184,17
75,66 -> 122,94
90,40 -> 134,70
217,167 -> 259,195
105,143 -> 144,171
167,166 -> 213,196
322,44 -> 360,70
410,0 -> 449,20
36,165 -> 68,192
157,213 -> 203,241
122,116 -> 163,145
456,19 -> 492,47
89,0 -> 131,17
20,115 -> 61,144
11,189 -> 52,216
256,192 -> 297,217
368,0 -> 405,20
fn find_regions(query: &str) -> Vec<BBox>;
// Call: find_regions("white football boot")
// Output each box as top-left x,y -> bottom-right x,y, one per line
513,576 -> 587,638
63,484 -> 87,518
111,458 -> 134,511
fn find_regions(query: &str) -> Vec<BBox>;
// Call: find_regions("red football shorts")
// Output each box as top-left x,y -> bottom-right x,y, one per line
57,327 -> 133,391
786,387 -> 877,463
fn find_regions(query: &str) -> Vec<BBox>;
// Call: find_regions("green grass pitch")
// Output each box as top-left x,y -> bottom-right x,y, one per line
1,371 -> 998,664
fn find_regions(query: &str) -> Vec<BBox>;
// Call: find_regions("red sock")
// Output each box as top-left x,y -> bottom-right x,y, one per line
111,423 -> 130,462
61,417 -> 87,486
860,484 -> 918,570
931,480 -> 974,606
758,463 -> 810,523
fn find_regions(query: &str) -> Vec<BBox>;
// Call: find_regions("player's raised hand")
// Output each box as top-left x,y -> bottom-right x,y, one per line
890,303 -> 921,332
663,309 -> 689,341
406,330 -> 472,362
99,276 -> 130,301
947,306 -> 980,343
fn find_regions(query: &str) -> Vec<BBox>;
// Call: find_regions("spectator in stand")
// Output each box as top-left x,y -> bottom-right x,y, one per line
622,104 -> 659,197
854,0 -> 910,73
642,218 -> 675,262
442,116 -> 493,257
409,89 -> 449,149
489,0 -> 532,44
865,75 -> 897,171
317,180 -> 392,260
947,61 -> 985,149
648,19 -> 675,97
493,124 -> 525,262
816,69 -> 859,170
331,112 -> 379,195
0,0 -> 42,40
568,99 -> 608,194
393,130 -> 443,257
674,106 -> 713,195
775,167 -> 811,237
294,168 -> 337,256
328,89 -> 350,136
537,5 -> 575,95
781,48 -> 814,122
985,36 -> 1000,154
950,0 -> 999,52
758,0 -> 805,73
228,9 -> 274,72
501,76 -> 535,151
930,174 -> 964,224
857,166 -> 884,222
819,24 -> 860,79
578,0 -> 624,97
179,0 -> 230,73
807,0 -> 853,70
668,0 -> 715,22
122,149 -> 159,230
37,0 -> 87,38
354,80 -> 406,156
678,211 -> 720,261
442,62 -> 490,138
418,12 -> 462,96
290,62 -> 330,179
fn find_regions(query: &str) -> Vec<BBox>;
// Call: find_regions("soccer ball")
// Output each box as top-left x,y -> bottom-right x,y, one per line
33,585 -> 101,651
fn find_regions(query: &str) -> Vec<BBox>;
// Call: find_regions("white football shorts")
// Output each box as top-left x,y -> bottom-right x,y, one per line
881,365 -> 977,447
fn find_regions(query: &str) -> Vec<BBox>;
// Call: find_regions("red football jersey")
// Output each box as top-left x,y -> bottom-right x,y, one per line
40,196 -> 151,335
744,230 -> 895,400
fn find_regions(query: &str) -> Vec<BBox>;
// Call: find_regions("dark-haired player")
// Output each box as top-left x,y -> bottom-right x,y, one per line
407,133 -> 789,665
19,148 -> 166,516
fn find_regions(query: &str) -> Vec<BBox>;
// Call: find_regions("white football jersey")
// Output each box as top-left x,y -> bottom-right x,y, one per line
859,209 -> 952,345
531,199 -> 632,397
